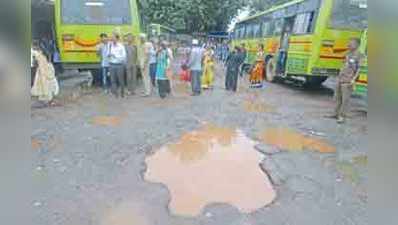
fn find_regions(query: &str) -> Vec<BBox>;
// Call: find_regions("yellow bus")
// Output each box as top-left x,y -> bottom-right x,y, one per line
232,0 -> 367,86
54,0 -> 142,70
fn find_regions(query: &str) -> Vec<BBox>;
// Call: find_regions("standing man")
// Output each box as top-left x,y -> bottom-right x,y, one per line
96,33 -> 110,92
125,34 -> 138,95
188,39 -> 205,96
277,25 -> 291,75
225,47 -> 242,92
108,32 -> 127,98
328,38 -> 363,124
149,39 -> 157,88
139,34 -> 152,97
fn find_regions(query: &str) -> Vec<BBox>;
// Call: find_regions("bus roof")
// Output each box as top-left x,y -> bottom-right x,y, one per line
149,23 -> 176,33
237,0 -> 306,24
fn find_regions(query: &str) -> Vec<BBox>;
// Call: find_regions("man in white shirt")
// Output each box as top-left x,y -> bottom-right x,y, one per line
108,32 -> 127,98
188,39 -> 205,96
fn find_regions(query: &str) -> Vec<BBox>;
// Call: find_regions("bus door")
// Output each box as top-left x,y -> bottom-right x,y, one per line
276,17 -> 295,75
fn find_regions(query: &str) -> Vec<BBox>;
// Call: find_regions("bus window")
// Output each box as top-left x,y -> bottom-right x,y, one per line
245,24 -> 254,38
261,21 -> 271,37
273,19 -> 284,35
62,0 -> 132,25
293,12 -> 315,34
330,0 -> 367,30
236,27 -> 241,39
253,23 -> 261,38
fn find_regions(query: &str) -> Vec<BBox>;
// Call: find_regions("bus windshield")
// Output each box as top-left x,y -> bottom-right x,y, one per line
330,0 -> 367,30
61,0 -> 132,25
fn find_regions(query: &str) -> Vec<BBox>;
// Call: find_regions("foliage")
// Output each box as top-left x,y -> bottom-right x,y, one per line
140,0 -> 248,33
248,0 -> 292,12
139,0 -> 295,33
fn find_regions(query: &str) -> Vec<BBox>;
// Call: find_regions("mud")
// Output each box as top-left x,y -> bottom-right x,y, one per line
243,101 -> 275,113
91,116 -> 123,127
258,127 -> 336,153
31,138 -> 41,150
144,124 -> 276,216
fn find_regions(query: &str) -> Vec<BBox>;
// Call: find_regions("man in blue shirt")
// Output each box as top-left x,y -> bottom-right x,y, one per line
96,33 -> 110,92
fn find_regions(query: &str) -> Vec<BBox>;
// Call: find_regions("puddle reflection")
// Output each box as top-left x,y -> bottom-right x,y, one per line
145,124 -> 276,216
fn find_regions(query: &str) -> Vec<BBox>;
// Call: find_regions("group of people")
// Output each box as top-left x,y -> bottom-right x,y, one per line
224,43 -> 267,91
96,31 -> 174,99
31,31 -> 363,124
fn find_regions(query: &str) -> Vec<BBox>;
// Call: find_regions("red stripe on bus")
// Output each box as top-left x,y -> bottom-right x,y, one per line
289,41 -> 312,44
356,80 -> 368,84
320,55 -> 345,60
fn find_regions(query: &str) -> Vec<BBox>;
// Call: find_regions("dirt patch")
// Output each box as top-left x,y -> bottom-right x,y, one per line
91,115 -> 124,127
31,138 -> 41,150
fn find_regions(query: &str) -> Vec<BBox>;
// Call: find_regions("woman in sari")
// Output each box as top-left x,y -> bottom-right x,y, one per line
201,46 -> 215,89
249,44 -> 265,88
156,42 -> 171,99
31,46 -> 59,105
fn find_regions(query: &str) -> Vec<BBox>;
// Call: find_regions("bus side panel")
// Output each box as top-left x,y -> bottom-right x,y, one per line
264,37 -> 280,57
311,29 -> 361,76
55,0 -> 141,67
354,58 -> 368,97
286,35 -> 314,75
354,29 -> 368,97
246,38 -> 262,64
58,26 -> 139,64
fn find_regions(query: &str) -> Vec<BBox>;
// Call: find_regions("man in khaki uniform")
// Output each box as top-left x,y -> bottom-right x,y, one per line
125,34 -> 138,95
329,38 -> 363,124
138,34 -> 153,97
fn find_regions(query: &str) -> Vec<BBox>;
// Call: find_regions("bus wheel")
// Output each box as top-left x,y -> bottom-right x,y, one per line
266,57 -> 277,82
304,76 -> 328,88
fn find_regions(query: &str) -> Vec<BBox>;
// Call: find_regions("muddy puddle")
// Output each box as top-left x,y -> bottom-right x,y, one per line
258,127 -> 336,153
144,124 -> 276,217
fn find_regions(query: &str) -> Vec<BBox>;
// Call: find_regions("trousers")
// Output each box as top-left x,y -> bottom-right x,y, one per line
335,83 -> 353,118
110,64 -> 125,97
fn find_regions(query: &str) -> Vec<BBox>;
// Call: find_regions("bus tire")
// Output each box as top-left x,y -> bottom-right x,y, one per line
304,76 -> 328,88
266,57 -> 277,82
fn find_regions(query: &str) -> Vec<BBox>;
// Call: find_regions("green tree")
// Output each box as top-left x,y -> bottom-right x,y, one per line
138,0 -> 294,33
140,0 -> 248,33
248,0 -> 292,13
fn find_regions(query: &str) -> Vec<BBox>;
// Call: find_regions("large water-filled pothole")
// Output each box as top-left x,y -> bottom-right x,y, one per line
144,124 -> 276,217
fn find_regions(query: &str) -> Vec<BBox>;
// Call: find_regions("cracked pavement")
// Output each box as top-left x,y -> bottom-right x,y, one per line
31,62 -> 367,225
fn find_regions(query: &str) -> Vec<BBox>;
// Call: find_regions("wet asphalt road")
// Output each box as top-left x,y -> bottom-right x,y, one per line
31,61 -> 367,225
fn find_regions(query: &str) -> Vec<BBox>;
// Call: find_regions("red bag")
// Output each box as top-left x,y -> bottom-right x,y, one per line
180,69 -> 191,82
